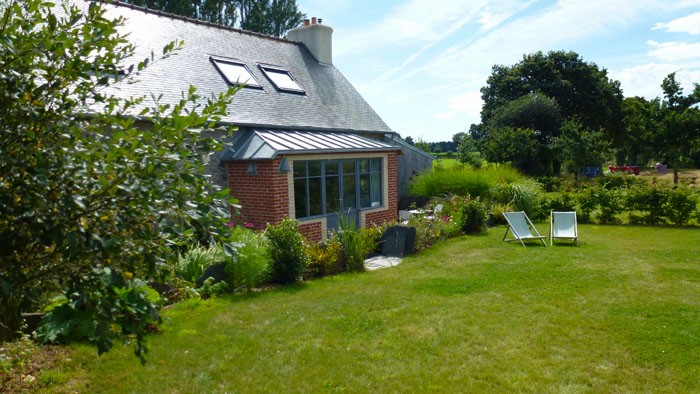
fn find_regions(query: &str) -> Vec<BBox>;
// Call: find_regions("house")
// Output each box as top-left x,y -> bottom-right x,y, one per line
77,1 -> 433,241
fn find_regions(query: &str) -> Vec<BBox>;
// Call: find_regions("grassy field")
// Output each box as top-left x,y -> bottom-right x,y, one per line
50,224 -> 700,393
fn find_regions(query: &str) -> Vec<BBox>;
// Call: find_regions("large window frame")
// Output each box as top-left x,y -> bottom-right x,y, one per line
294,158 -> 383,219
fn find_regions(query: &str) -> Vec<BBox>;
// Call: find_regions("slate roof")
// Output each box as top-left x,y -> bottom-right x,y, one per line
222,129 -> 398,161
73,0 -> 393,134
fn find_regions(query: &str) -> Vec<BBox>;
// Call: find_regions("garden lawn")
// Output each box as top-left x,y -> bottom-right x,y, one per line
55,225 -> 700,393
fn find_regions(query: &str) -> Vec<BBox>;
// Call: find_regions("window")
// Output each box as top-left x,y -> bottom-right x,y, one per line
210,57 -> 261,88
259,65 -> 305,93
293,158 -> 383,219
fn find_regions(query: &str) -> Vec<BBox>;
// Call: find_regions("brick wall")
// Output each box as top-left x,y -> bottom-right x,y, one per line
227,157 -> 289,229
227,152 -> 399,243
298,220 -> 323,242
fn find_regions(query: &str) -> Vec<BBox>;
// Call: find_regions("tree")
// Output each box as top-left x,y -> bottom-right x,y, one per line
481,51 -> 624,150
657,73 -> 700,184
488,93 -> 561,175
404,135 -> 414,145
124,0 -> 304,37
620,96 -> 662,166
457,134 -> 483,168
481,127 -> 540,173
239,0 -> 304,37
553,119 -> 613,187
413,138 -> 432,153
0,0 -> 237,362
452,132 -> 465,146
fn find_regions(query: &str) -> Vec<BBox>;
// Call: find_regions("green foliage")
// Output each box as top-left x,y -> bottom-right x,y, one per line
197,277 -> 229,300
336,216 -> 379,273
535,176 -> 563,192
266,218 -> 307,284
36,268 -> 162,364
490,180 -> 541,218
410,164 -> 524,198
305,236 -> 342,279
657,73 -> 700,184
488,203 -> 510,225
480,127 -> 543,174
457,134 -> 483,168
620,96 -> 661,165
626,181 -> 698,225
225,227 -> 271,291
540,193 -> 577,215
176,245 -> 225,283
123,0 -> 305,37
0,0 -> 238,360
664,185 -> 698,225
481,50 -> 623,140
577,185 -> 624,224
554,118 -> 613,183
458,198 -> 489,234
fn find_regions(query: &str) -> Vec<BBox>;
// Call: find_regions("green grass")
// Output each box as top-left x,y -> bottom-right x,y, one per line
52,225 -> 700,393
411,163 -> 524,197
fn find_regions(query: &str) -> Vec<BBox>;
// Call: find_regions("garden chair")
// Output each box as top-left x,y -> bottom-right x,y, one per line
502,211 -> 547,247
549,211 -> 578,245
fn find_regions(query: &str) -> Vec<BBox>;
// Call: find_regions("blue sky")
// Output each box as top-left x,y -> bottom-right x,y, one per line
296,0 -> 700,142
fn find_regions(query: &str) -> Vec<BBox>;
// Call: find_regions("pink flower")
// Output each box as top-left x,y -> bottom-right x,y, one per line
245,222 -> 254,229
227,221 -> 234,228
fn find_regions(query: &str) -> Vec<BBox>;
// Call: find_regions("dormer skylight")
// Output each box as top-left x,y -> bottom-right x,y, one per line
210,57 -> 261,89
259,65 -> 305,94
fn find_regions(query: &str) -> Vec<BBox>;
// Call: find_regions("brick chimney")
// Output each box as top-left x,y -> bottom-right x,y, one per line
287,17 -> 333,65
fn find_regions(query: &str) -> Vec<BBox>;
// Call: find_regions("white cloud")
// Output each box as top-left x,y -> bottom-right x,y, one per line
432,91 -> 482,120
612,63 -> 700,99
647,40 -> 700,61
653,12 -> 700,35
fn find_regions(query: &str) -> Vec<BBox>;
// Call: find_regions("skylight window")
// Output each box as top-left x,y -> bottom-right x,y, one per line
260,65 -> 305,94
210,57 -> 261,88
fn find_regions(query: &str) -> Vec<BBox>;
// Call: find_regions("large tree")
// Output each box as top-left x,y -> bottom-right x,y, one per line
620,96 -> 662,166
481,50 -> 624,153
656,73 -> 700,184
124,0 -> 304,37
488,93 -> 561,175
0,0 -> 237,361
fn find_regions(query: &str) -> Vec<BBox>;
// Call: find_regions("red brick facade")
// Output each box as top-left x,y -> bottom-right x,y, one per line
227,152 -> 399,242
298,221 -> 323,241
227,157 -> 289,229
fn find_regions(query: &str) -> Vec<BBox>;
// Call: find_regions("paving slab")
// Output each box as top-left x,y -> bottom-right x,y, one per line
364,256 -> 402,271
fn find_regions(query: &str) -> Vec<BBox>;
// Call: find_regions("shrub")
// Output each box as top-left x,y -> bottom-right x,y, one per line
577,185 -> 623,224
626,182 -> 667,225
490,180 -> 541,218
266,218 -> 307,284
37,268 -> 162,364
664,185 -> 698,225
488,203 -> 510,225
197,277 -> 229,299
409,164 -> 524,198
626,182 -> 698,225
535,176 -> 562,192
176,245 -> 224,283
539,192 -> 578,221
225,227 -> 271,292
305,236 -> 342,279
336,216 -> 379,273
459,198 -> 489,234
408,215 -> 443,251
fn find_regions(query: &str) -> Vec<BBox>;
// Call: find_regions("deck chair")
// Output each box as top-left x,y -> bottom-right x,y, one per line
503,211 -> 547,247
550,211 -> 578,245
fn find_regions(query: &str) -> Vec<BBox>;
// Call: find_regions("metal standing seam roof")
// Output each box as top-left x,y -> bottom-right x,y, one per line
221,129 -> 399,161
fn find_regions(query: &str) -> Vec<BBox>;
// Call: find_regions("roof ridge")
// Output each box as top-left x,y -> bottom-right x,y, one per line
89,0 -> 299,45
